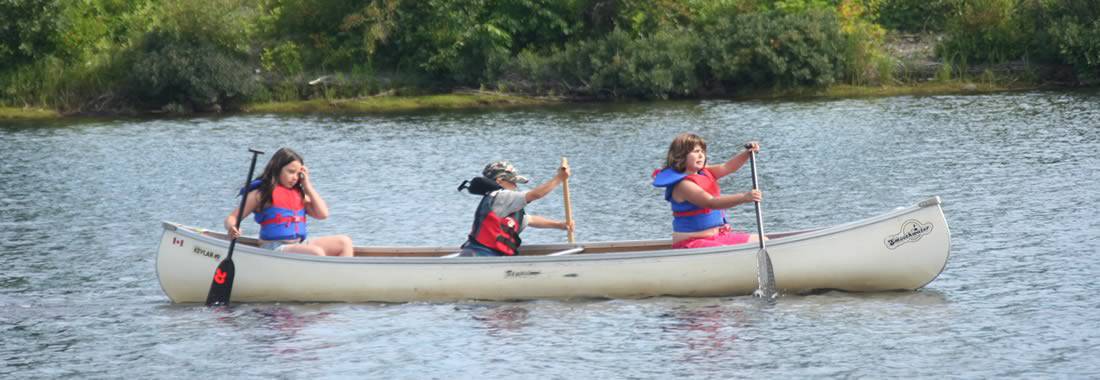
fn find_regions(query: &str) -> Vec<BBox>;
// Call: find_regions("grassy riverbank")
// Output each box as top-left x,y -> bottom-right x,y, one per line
1,80 -> 1046,120
244,92 -> 553,114
0,107 -> 60,120
757,80 -> 1042,100
245,80 -> 1045,115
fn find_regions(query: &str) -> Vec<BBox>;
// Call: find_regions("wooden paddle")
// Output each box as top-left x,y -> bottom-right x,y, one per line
561,157 -> 575,244
747,145 -> 777,299
206,148 -> 264,306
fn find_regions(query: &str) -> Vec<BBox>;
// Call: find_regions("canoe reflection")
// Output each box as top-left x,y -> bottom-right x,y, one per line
215,306 -> 333,357
661,305 -> 743,359
473,306 -> 530,335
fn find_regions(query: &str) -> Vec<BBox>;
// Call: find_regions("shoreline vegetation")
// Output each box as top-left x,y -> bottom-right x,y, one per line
0,106 -> 59,120
243,91 -> 555,114
0,74 -> 1054,121
2,1 -> 1097,120
0,75 -> 1054,120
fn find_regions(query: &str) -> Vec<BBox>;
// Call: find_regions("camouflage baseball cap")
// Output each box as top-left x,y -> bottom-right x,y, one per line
483,160 -> 530,184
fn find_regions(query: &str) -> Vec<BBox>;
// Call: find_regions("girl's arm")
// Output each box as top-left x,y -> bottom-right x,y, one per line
527,215 -> 573,231
299,166 -> 330,220
225,190 -> 261,239
707,141 -> 759,178
524,165 -> 571,203
673,180 -> 761,210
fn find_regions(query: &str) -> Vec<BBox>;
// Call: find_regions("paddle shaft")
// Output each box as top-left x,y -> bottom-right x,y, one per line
747,145 -> 777,299
748,150 -> 766,250
561,157 -> 575,243
206,148 -> 264,306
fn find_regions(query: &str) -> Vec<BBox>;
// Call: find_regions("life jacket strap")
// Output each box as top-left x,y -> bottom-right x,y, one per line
673,208 -> 713,217
258,215 -> 307,225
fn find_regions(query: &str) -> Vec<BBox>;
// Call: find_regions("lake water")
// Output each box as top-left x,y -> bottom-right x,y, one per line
2,91 -> 1098,377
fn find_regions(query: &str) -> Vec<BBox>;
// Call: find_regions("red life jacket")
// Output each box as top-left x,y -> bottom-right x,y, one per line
465,191 -> 525,256
254,185 -> 308,241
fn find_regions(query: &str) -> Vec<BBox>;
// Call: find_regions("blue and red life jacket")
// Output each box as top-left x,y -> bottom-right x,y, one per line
652,167 -> 727,233
253,184 -> 308,241
465,191 -> 525,256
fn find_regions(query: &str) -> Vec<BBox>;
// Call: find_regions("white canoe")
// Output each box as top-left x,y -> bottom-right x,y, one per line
156,197 -> 950,303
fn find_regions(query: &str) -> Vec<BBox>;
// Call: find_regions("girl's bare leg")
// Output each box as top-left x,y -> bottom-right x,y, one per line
309,235 -> 354,257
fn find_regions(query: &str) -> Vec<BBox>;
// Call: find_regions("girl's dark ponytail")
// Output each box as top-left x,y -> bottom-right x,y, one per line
458,176 -> 501,195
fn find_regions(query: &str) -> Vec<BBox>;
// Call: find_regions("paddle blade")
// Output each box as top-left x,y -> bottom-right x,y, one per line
204,258 -> 236,306
753,248 -> 778,299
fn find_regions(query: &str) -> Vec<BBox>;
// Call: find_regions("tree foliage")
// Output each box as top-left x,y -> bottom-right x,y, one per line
0,0 -> 63,67
2,0 -> 1098,111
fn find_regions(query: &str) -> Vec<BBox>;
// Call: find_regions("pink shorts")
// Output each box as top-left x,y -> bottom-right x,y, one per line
672,226 -> 752,249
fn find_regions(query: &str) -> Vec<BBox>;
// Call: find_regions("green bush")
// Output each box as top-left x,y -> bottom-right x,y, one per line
937,0 -> 1028,64
261,41 -> 304,77
839,0 -> 893,85
1024,0 -> 1100,81
703,9 -> 846,88
587,28 -> 702,99
505,28 -> 702,99
876,0 -> 954,32
0,0 -> 63,66
123,32 -> 257,111
935,0 -> 1100,81
1049,18 -> 1100,81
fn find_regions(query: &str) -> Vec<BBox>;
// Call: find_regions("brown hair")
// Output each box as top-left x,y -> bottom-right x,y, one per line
664,133 -> 707,172
256,147 -> 305,208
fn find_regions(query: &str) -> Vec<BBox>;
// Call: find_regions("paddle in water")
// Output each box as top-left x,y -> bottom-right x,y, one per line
747,144 -> 777,299
206,148 -> 264,306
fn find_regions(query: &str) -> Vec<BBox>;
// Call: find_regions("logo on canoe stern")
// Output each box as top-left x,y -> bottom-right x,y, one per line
885,219 -> 934,250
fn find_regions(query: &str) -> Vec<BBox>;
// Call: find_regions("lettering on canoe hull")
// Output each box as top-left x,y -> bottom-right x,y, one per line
885,219 -> 934,250
505,270 -> 541,278
192,245 -> 222,261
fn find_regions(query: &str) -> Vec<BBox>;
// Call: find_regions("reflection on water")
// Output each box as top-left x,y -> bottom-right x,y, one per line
473,305 -> 531,335
245,306 -> 333,357
2,90 -> 1099,377
661,305 -> 743,361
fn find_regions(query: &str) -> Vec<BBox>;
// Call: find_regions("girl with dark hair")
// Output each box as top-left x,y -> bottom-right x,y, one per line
652,133 -> 764,249
224,147 -> 353,256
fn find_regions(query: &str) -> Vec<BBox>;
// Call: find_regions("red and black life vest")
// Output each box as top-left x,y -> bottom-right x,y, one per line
465,191 -> 525,256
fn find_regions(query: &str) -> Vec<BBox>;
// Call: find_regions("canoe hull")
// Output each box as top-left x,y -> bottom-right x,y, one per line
156,197 -> 950,303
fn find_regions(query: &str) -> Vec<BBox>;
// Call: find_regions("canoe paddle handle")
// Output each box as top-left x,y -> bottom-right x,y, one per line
205,148 -> 264,306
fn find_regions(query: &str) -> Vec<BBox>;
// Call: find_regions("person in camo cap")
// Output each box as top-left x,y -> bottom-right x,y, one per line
457,160 -> 573,257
